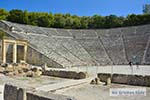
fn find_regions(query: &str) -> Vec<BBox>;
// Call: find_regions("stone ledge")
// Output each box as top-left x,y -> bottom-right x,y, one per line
97,73 -> 150,87
4,84 -> 76,100
42,70 -> 88,79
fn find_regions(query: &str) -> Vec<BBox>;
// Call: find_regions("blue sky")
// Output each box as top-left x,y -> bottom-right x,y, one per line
0,0 -> 150,16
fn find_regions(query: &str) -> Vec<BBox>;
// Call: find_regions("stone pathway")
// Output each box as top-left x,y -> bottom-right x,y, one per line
36,77 -> 94,92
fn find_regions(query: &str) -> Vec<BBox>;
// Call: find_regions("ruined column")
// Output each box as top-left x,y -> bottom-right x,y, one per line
2,40 -> 6,63
106,77 -> 111,85
24,45 -> 27,62
13,43 -> 17,63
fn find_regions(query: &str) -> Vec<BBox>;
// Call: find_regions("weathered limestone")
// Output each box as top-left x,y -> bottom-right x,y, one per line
97,73 -> 150,87
95,77 -> 101,85
1,20 -> 150,66
24,45 -> 27,61
90,79 -> 96,84
90,77 -> 103,85
97,73 -> 111,82
42,63 -> 48,71
17,88 -> 26,100
26,46 -> 63,68
26,71 -> 34,77
0,63 -> 43,77
2,39 -> 28,64
2,40 -> 6,63
13,43 -> 17,63
4,84 -> 77,100
43,70 -> 88,79
31,67 -> 42,77
4,84 -> 18,100
106,77 -> 111,85
0,66 -> 5,73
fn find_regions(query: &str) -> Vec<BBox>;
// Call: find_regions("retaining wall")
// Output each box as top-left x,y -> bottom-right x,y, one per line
26,47 -> 63,68
4,84 -> 76,100
43,70 -> 88,79
97,73 -> 150,87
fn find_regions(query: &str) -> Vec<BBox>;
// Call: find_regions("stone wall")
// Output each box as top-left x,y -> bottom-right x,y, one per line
4,84 -> 76,100
0,21 -> 10,31
4,84 -> 18,100
26,47 -> 63,68
2,20 -> 150,66
97,73 -> 150,87
0,20 -> 63,68
43,70 -> 88,79
0,42 -> 62,68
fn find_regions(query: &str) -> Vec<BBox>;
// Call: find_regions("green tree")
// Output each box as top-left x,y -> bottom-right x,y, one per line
88,15 -> 105,28
65,17 -> 74,28
48,13 -> 54,27
53,14 -> 66,28
124,14 -> 140,26
143,4 -> 150,14
22,10 -> 29,24
0,9 -> 8,20
28,12 -> 39,26
72,16 -> 81,29
104,15 -> 123,28
37,13 -> 54,27
80,16 -> 89,29
141,14 -> 150,24
0,8 -> 150,29
7,9 -> 24,23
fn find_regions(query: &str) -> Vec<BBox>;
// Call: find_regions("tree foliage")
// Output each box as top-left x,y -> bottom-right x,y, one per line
88,15 -> 105,28
0,8 -> 149,29
7,9 -> 24,23
37,14 -> 54,27
53,14 -> 66,28
0,9 -> 9,20
143,4 -> 150,14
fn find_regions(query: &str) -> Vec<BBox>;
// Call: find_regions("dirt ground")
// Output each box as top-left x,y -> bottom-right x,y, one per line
0,73 -> 71,100
1,65 -> 150,100
55,83 -> 150,100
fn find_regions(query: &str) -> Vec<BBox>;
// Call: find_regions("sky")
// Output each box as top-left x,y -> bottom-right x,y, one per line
0,0 -> 150,16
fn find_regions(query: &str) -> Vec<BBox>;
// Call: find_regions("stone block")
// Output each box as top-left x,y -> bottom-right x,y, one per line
0,66 -> 5,73
90,79 -> 96,84
26,71 -> 34,77
17,88 -> 26,100
112,74 -> 128,84
106,77 -> 111,85
98,73 -> 150,87
5,66 -> 14,72
144,76 -> 150,87
97,73 -> 111,82
34,70 -> 42,77
5,72 -> 14,76
43,70 -> 88,79
4,84 -> 18,100
76,72 -> 88,79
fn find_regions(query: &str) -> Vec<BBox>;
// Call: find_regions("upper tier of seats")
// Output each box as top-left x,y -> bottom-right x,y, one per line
1,20 -> 150,66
